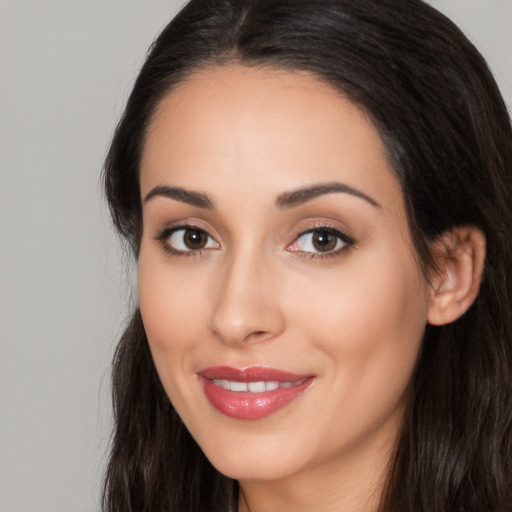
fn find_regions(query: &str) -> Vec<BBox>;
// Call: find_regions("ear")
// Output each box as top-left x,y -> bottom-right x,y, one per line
427,226 -> 486,326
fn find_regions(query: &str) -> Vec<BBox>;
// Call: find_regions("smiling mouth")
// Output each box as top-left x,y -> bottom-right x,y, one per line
211,378 -> 307,392
198,366 -> 315,420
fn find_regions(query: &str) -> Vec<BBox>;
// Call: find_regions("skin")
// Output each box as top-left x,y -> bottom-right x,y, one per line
137,65 -> 481,512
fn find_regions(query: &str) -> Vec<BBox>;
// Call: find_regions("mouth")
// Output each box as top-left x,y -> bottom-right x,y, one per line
198,366 -> 315,420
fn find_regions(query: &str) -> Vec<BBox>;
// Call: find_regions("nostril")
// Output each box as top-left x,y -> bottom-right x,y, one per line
244,330 -> 272,343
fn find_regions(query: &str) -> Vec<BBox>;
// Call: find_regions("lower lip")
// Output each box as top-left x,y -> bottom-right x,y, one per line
200,376 -> 314,420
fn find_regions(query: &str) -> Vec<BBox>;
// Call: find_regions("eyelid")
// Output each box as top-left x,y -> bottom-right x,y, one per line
152,219 -> 354,259
287,223 -> 355,258
154,223 -> 220,256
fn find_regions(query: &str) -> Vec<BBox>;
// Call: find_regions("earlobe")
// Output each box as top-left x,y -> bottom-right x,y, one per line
427,226 -> 486,326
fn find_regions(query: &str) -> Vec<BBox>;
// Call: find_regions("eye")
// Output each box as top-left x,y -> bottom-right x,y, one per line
157,226 -> 220,254
287,227 -> 353,256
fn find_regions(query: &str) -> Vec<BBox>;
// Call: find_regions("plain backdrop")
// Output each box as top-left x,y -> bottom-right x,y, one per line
0,1 -> 510,511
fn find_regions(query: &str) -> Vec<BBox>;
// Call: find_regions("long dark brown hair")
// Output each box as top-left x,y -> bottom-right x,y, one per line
102,1 -> 512,510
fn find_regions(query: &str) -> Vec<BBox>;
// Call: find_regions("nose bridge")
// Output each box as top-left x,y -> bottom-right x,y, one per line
209,244 -> 284,345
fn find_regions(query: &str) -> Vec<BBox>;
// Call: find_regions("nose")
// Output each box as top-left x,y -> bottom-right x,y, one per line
208,251 -> 286,346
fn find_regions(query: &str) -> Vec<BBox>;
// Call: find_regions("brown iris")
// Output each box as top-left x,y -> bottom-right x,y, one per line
312,230 -> 337,252
184,228 -> 208,250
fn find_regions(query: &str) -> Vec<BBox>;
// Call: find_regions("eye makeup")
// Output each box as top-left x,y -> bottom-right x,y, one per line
154,224 -> 220,257
286,223 -> 355,260
153,220 -> 355,261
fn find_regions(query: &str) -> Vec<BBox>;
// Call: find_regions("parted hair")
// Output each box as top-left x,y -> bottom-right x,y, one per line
102,1 -> 512,510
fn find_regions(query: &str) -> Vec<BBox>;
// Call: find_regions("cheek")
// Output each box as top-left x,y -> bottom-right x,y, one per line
137,250 -> 207,381
291,259 -> 428,455
288,249 -> 429,403
309,243 -> 426,337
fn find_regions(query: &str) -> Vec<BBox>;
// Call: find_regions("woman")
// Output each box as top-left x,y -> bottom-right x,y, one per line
102,0 -> 512,510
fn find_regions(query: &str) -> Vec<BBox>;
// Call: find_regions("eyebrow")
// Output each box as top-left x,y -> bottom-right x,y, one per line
276,182 -> 381,209
144,185 -> 214,209
143,181 -> 380,210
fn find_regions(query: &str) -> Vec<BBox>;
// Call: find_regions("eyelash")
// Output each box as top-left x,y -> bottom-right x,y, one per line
154,225 -> 218,258
153,223 -> 355,259
290,224 -> 355,260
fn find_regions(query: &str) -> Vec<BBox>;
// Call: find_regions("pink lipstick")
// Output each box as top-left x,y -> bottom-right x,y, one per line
199,366 -> 315,420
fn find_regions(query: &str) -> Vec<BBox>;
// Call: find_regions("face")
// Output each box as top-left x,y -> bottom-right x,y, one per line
138,65 -> 432,486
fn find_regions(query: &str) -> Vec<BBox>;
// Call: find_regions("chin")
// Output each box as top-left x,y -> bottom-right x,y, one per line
214,459 -> 299,482
200,437 -> 306,482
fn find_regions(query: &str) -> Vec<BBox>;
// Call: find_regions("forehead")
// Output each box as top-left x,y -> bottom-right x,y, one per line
140,64 -> 402,213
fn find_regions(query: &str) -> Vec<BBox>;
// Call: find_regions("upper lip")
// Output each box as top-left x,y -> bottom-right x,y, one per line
199,366 -> 314,382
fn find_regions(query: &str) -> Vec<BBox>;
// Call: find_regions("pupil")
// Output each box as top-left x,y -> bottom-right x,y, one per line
313,231 -> 336,252
185,229 -> 206,249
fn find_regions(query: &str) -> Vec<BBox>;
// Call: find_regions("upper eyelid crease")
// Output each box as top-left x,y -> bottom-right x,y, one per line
154,224 -> 352,258
297,227 -> 354,245
155,226 -> 219,255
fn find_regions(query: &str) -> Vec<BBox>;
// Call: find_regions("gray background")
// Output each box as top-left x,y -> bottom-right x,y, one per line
0,1 -> 510,511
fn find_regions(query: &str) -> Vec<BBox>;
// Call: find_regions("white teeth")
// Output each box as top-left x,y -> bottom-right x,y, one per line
230,381 -> 248,392
247,381 -> 266,392
265,381 -> 279,391
212,379 -> 305,392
